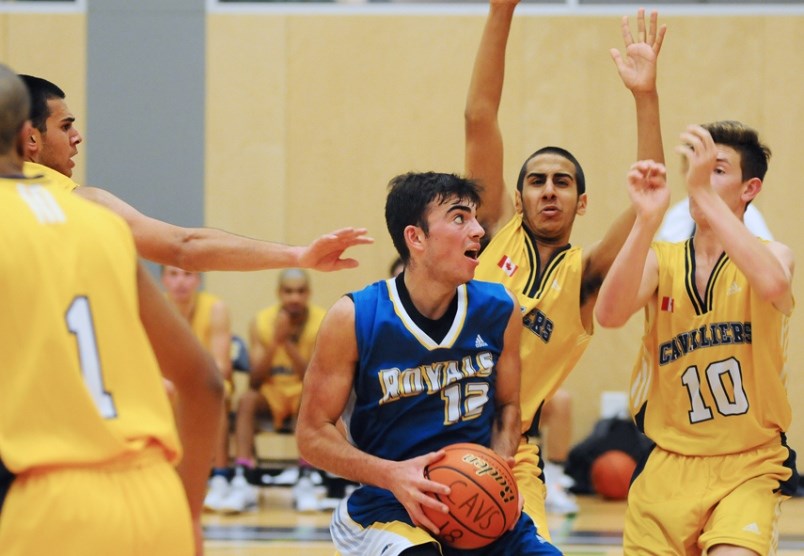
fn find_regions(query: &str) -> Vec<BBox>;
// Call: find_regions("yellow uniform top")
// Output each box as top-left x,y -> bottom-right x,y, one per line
188,291 -> 223,351
254,304 -> 326,382
631,240 -> 792,455
23,161 -> 79,192
0,176 -> 180,473
476,213 -> 591,433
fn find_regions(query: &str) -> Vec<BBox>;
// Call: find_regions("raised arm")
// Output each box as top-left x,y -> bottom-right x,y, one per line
296,296 -> 450,534
74,186 -> 372,272
677,126 -> 794,315
490,291 -> 523,460
136,262 -> 224,554
595,160 -> 668,328
581,10 -> 666,315
464,0 -> 519,234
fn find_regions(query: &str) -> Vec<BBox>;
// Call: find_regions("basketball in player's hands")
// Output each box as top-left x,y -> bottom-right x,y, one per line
421,443 -> 519,549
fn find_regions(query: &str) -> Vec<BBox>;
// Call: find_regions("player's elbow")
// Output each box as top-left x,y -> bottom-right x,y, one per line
464,104 -> 497,131
594,305 -> 629,329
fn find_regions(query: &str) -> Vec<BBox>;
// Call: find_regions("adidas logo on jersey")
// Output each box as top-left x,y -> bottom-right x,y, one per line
728,281 -> 742,296
551,279 -> 561,292
475,335 -> 488,348
742,522 -> 761,534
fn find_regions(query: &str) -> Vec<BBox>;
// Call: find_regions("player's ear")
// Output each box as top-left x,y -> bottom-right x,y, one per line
514,190 -> 523,214
25,125 -> 41,158
741,177 -> 762,204
404,224 -> 426,256
576,192 -> 588,216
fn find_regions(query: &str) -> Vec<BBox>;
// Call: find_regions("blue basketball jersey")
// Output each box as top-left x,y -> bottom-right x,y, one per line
344,278 -> 514,461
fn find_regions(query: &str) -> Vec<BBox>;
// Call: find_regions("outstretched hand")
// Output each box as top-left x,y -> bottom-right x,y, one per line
675,125 -> 718,195
611,8 -> 666,94
626,159 -> 669,224
297,227 -> 373,272
387,450 -> 451,535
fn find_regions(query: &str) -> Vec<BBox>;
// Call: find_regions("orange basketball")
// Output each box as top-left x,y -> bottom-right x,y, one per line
421,443 -> 519,549
590,449 -> 637,500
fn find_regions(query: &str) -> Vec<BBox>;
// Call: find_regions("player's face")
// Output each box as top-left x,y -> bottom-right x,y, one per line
517,153 -> 586,245
34,98 -> 82,177
278,278 -> 310,317
161,266 -> 201,304
688,145 -> 750,224
419,196 -> 484,285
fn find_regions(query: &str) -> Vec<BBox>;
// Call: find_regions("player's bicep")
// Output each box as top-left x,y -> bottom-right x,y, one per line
633,248 -> 660,312
494,292 -> 523,409
465,126 -> 512,233
77,186 -> 186,265
136,263 -> 220,392
299,296 -> 358,427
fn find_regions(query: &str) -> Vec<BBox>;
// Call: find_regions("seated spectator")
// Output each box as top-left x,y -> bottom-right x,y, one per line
223,269 -> 325,513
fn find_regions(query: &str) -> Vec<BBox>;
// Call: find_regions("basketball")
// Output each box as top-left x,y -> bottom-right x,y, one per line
421,443 -> 519,549
590,450 -> 637,500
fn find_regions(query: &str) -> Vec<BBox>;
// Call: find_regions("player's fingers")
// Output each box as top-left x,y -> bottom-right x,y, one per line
620,15 -> 634,46
636,8 -> 646,42
326,258 -> 360,271
654,25 -> 667,54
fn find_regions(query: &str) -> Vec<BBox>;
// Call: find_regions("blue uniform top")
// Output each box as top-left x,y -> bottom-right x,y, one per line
344,277 -> 514,462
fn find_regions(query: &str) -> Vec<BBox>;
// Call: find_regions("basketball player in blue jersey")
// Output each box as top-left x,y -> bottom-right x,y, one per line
467,0 -> 666,536
19,74 -> 372,272
0,64 -> 223,556
297,172 -> 561,555
595,123 -> 797,555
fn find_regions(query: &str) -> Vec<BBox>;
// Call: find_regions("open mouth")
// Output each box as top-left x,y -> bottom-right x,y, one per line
464,249 -> 479,260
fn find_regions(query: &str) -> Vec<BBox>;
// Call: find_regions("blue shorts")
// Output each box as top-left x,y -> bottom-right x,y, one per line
331,485 -> 560,556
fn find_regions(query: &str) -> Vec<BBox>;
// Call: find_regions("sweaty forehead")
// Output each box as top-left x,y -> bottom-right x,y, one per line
526,153 -> 576,177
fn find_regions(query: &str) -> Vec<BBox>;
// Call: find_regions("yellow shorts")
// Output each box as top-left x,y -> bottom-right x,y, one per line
0,448 -> 194,556
625,440 -> 796,555
260,378 -> 303,428
514,439 -> 551,542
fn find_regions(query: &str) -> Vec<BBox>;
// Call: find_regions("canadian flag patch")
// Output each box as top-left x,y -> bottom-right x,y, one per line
497,255 -> 518,277
661,296 -> 674,312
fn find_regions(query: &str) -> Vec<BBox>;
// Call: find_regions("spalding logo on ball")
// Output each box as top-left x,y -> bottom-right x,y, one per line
422,443 -> 519,549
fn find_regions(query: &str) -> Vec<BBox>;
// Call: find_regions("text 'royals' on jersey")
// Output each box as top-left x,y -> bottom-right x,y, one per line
0,176 -> 180,474
344,278 -> 514,462
631,240 -> 792,456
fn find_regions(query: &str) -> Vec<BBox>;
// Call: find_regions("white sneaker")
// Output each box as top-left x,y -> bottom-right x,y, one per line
293,476 -> 320,512
272,466 -> 300,486
219,473 -> 259,514
543,462 -> 579,515
203,475 -> 231,512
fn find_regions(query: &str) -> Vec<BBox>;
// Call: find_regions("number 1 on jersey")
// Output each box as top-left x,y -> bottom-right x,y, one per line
66,296 -> 118,418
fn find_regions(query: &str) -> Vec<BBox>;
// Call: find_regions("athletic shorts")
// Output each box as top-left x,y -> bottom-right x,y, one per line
260,378 -> 303,428
330,485 -> 560,556
625,438 -> 798,555
514,440 -> 551,542
0,447 -> 194,556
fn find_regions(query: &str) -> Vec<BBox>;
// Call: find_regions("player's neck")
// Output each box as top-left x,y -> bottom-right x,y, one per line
402,269 -> 458,320
692,227 -> 725,261
0,157 -> 25,178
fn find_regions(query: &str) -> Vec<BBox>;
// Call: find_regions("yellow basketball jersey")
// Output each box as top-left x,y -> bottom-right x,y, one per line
254,304 -> 326,381
631,240 -> 792,455
23,161 -> 79,192
0,176 -> 180,473
476,213 -> 591,432
188,291 -> 223,351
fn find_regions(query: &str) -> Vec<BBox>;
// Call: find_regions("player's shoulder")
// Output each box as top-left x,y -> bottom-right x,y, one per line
23,161 -> 80,192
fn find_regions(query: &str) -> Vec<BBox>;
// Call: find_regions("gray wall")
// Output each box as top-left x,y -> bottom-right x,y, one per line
87,0 -> 205,275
